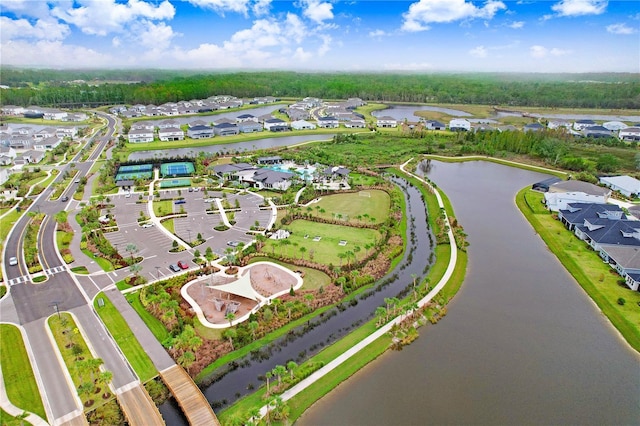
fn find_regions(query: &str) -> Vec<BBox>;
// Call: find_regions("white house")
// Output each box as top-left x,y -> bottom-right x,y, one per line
291,120 -> 317,130
599,176 -> 640,198
619,127 -> 640,142
449,118 -> 471,131
42,108 -> 67,121
376,116 -> 397,128
573,119 -> 597,131
602,121 -> 628,131
158,127 -> 184,141
34,136 -> 62,150
317,116 -> 339,128
128,128 -> 154,143
544,191 -> 609,212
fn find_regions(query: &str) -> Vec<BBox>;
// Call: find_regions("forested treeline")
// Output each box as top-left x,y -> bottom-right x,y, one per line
1,69 -> 639,109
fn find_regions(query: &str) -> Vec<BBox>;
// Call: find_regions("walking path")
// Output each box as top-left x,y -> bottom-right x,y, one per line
0,364 -> 48,426
257,158 -> 459,419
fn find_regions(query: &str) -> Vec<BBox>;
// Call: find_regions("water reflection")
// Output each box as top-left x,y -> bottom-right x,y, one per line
299,160 -> 640,425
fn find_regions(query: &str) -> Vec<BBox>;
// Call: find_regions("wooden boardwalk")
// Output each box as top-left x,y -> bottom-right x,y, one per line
117,385 -> 165,426
160,365 -> 220,426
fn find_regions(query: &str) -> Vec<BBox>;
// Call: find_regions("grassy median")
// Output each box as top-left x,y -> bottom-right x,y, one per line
93,293 -> 158,382
0,324 -> 47,420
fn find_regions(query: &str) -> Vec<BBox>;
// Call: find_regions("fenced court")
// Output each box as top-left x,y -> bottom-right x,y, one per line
161,162 -> 195,177
159,178 -> 191,188
115,163 -> 153,181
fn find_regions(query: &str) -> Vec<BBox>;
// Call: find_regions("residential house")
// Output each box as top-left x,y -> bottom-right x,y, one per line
34,127 -> 56,140
56,127 -> 78,138
214,122 -> 240,136
558,202 -> 625,232
9,135 -> 32,150
599,175 -> 640,198
158,127 -> 185,141
573,119 -> 597,131
1,105 -> 26,116
544,191 -> 609,212
237,121 -> 263,133
157,119 -> 180,129
236,114 -> 258,123
448,118 -> 471,131
41,108 -> 67,121
376,116 -> 398,128
63,112 -> 88,122
34,136 -> 62,150
0,168 -> 9,185
286,107 -> 310,121
317,116 -> 339,128
524,122 -> 545,132
20,150 -> 45,163
264,118 -> 290,132
548,120 -> 572,130
583,125 -> 613,139
187,124 -> 214,139
598,245 -> 640,291
619,127 -> 640,142
474,124 -> 495,133
291,120 -> 317,130
344,115 -> 366,128
0,146 -> 17,165
248,169 -> 294,191
425,120 -> 446,130
131,121 -> 155,131
127,128 -> 154,143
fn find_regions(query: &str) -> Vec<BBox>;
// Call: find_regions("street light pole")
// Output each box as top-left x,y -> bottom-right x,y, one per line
187,229 -> 192,245
155,266 -> 160,279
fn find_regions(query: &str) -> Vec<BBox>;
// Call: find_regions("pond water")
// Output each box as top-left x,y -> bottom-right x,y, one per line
298,160 -> 640,425
372,105 -> 472,120
158,176 -> 435,424
127,134 -> 334,161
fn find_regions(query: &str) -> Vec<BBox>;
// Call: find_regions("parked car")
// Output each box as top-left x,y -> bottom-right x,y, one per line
227,241 -> 240,247
188,187 -> 194,192
169,264 -> 181,272
174,199 -> 186,205
203,198 -> 216,203
125,191 -> 131,198
141,222 -> 154,228
9,257 -> 18,266
61,196 -> 69,202
177,261 -> 189,270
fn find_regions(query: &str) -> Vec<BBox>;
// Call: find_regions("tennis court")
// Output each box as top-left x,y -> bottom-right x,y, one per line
159,178 -> 191,188
115,163 -> 154,181
161,162 -> 195,177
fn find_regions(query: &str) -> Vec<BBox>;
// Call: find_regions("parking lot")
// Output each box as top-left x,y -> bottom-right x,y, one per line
105,188 -> 276,277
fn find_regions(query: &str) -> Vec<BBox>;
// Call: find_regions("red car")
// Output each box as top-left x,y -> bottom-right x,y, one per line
177,261 -> 189,270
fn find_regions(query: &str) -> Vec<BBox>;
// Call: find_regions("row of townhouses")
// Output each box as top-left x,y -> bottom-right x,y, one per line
0,123 -> 80,167
449,118 -> 640,141
1,106 -> 88,122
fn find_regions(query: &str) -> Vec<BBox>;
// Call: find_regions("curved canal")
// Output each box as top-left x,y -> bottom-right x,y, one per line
299,160 -> 640,425
159,176 -> 436,423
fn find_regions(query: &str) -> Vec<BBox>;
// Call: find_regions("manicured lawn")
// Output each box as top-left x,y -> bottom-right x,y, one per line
517,188 -> 640,352
153,200 -> 172,217
313,189 -> 390,224
262,220 -> 380,265
93,293 -> 157,382
162,218 -> 175,234
0,209 -> 22,245
0,324 -> 46,420
81,249 -> 114,272
248,257 -> 332,290
125,292 -> 171,343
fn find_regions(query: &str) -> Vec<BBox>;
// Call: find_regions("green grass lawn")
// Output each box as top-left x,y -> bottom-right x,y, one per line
262,220 -> 380,265
0,209 -> 22,246
0,324 -> 46,420
125,292 -> 171,343
162,218 -> 175,234
313,189 -> 390,224
517,188 -> 640,352
153,200 -> 172,217
81,249 -> 114,272
93,293 -> 157,382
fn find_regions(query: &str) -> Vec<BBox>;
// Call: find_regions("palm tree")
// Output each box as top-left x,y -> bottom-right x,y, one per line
222,328 -> 237,350
338,252 -> 347,267
299,246 -> 307,260
129,263 -> 142,281
284,301 -> 295,320
249,321 -> 259,341
273,364 -> 287,387
78,382 -> 95,405
178,351 -> 196,372
225,312 -> 236,326
96,370 -> 113,396
287,361 -> 297,380
125,243 -> 138,261
375,306 -> 387,326
271,298 -> 282,316
265,370 -> 272,395
303,293 -> 314,309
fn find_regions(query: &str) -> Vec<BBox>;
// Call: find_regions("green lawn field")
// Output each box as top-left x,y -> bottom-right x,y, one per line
263,220 -> 380,266
312,189 -> 390,224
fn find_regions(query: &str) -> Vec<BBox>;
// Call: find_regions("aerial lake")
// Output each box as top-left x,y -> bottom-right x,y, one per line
299,160 -> 640,425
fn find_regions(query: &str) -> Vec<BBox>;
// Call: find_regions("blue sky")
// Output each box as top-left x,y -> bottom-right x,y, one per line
1,0 -> 638,72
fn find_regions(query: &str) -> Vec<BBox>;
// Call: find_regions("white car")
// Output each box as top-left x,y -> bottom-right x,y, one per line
9,257 -> 18,266
141,222 -> 154,228
203,198 -> 216,203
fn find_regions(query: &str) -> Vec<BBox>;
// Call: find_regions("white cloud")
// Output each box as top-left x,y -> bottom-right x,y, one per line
402,0 -> 506,32
51,0 -> 175,36
606,23 -> 637,35
551,0 -> 607,17
185,0 -> 252,15
509,21 -> 524,29
112,37 -> 121,47
317,34 -> 331,56
0,17 -> 70,41
252,0 -> 273,16
369,29 -> 388,38
0,0 -> 54,20
1,39 -> 114,68
293,47 -> 312,62
285,13 -> 307,40
469,45 -> 488,58
300,0 -> 334,24
135,21 -> 177,50
530,45 -> 571,58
